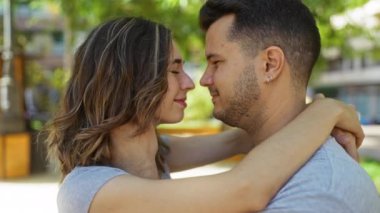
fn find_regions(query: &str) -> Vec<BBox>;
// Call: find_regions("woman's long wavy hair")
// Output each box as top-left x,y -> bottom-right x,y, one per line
45,17 -> 172,177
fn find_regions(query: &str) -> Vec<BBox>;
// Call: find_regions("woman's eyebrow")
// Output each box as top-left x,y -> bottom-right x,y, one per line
171,58 -> 184,65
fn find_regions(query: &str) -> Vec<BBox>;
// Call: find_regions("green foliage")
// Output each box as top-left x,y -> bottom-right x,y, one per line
304,0 -> 373,80
23,62 -> 49,130
18,0 -> 374,64
24,62 -> 69,130
360,158 -> 380,193
183,70 -> 213,121
9,0 -> 376,124
49,68 -> 70,92
25,62 -> 69,92
50,0 -> 204,59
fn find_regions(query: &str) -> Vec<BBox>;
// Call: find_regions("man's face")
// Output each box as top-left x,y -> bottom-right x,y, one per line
200,14 -> 265,128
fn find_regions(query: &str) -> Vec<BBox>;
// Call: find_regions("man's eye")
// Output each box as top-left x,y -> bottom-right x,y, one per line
213,61 -> 221,66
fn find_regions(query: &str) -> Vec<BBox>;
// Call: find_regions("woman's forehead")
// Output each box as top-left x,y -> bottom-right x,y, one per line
171,42 -> 181,58
170,42 -> 183,64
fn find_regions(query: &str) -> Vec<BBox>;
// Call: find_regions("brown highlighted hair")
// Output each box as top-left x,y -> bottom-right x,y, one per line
46,17 -> 172,177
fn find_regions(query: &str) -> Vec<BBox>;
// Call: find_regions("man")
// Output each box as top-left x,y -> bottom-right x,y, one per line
199,0 -> 380,212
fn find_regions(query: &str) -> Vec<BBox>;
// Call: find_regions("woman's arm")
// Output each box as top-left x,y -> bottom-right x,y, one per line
165,94 -> 363,171
165,127 -> 360,172
165,105 -> 361,172
90,98 -> 363,213
163,128 -> 251,172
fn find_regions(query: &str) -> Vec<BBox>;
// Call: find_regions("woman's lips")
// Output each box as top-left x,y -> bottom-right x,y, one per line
174,99 -> 187,108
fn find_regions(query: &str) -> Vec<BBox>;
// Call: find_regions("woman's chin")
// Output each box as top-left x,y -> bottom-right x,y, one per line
158,116 -> 184,125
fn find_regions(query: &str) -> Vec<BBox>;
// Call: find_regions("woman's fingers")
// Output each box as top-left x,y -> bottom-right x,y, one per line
332,128 -> 360,162
311,95 -> 364,149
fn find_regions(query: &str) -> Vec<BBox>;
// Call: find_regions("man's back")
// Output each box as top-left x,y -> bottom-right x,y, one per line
264,138 -> 380,213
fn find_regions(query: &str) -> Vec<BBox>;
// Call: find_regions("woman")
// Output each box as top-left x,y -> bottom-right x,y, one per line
46,17 -> 362,213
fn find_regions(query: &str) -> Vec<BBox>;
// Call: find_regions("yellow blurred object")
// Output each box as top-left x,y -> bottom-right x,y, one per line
158,119 -> 222,136
0,133 -> 31,178
158,126 -> 221,136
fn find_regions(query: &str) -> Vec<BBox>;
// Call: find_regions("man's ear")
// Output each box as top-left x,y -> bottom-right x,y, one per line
262,46 -> 285,83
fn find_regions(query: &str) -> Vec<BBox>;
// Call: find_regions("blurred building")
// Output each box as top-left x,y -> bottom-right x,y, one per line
12,3 -> 64,70
1,2 -> 65,123
0,2 -> 65,173
314,0 -> 380,125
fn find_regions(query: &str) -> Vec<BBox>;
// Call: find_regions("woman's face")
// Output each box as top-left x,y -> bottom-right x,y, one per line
156,43 -> 195,124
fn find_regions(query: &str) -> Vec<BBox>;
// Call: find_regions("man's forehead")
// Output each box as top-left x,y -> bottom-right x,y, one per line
204,15 -> 236,51
204,30 -> 223,57
205,14 -> 234,37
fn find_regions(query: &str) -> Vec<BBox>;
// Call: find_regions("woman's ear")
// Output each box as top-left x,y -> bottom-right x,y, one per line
262,46 -> 285,83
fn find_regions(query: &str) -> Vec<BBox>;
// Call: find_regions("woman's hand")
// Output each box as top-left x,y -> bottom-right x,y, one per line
312,94 -> 363,162
331,128 -> 360,162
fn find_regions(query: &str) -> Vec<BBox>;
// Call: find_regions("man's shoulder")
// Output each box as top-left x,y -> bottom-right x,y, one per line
264,138 -> 380,212
269,138 -> 339,196
287,137 -> 372,187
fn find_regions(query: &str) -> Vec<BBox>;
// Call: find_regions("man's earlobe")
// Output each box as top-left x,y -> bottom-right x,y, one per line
265,75 -> 273,84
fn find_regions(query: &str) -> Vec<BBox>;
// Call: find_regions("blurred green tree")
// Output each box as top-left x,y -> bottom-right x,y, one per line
303,0 -> 375,81
12,0 -> 374,70
9,0 -> 376,122
47,0 -> 204,69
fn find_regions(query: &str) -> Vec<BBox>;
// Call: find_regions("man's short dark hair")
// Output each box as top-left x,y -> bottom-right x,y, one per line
200,0 -> 321,88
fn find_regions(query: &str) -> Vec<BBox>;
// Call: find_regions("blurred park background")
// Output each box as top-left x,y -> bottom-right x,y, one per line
0,0 -> 379,212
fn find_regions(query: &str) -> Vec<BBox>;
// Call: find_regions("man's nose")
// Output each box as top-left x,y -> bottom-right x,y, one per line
200,70 -> 213,87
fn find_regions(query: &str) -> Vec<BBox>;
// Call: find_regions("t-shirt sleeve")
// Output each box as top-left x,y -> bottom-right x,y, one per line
262,138 -> 380,213
57,166 -> 127,213
262,192 -> 351,213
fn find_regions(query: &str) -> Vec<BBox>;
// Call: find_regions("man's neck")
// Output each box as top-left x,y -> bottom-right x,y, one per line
246,95 -> 307,144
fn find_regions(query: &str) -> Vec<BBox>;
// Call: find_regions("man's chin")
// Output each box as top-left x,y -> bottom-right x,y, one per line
213,110 -> 240,128
213,110 -> 226,123
212,110 -> 222,120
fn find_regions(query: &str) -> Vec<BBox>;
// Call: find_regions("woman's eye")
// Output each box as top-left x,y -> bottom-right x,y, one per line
170,70 -> 180,74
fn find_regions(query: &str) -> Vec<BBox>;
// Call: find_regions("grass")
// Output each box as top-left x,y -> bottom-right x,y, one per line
360,158 -> 380,193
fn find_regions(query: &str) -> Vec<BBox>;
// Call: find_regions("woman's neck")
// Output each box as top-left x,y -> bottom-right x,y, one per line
110,123 -> 160,179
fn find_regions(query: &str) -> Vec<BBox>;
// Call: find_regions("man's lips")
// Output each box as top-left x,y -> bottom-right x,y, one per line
209,88 -> 219,103
209,88 -> 219,97
211,96 -> 218,104
174,99 -> 187,108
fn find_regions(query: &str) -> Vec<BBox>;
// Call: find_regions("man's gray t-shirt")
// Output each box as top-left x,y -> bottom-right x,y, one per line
264,137 -> 380,213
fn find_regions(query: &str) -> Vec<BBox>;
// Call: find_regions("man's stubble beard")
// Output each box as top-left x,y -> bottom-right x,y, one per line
214,64 -> 265,134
